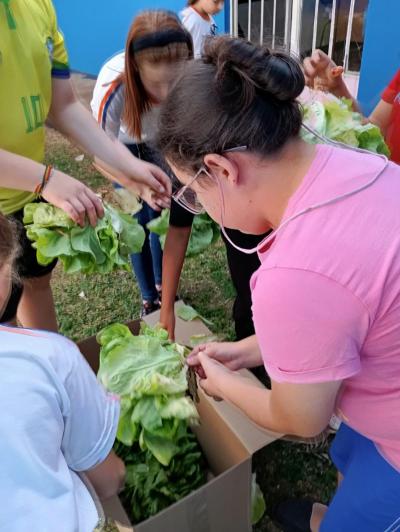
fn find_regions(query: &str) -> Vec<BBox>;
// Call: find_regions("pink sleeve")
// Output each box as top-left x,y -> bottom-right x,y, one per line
382,70 -> 400,104
251,267 -> 370,383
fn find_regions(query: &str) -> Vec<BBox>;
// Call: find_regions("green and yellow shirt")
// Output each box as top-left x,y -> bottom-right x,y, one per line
0,0 -> 70,214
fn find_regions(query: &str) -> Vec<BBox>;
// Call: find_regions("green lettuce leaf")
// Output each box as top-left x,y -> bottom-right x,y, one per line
189,333 -> 221,347
251,474 -> 266,525
117,399 -> 139,446
112,188 -> 142,215
139,322 -> 169,342
97,323 -> 200,467
140,429 -> 180,466
23,202 -> 145,274
155,395 -> 199,421
147,209 -> 220,257
117,431 -> 207,523
176,303 -> 213,327
98,336 -> 187,398
146,208 -> 169,237
23,202 -> 74,228
301,94 -> 390,156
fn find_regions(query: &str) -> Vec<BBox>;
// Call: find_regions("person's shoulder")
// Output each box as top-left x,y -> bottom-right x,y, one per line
181,6 -> 201,24
330,145 -> 388,171
92,52 -> 124,110
390,69 -> 400,92
32,0 -> 53,15
98,52 -> 125,77
391,69 -> 400,84
180,7 -> 192,19
27,0 -> 56,28
0,325 -> 80,378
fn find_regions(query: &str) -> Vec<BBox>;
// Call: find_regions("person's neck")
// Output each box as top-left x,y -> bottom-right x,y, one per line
252,140 -> 317,230
191,3 -> 211,21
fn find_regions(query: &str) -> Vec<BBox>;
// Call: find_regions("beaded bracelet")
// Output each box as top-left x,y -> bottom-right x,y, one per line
34,165 -> 53,197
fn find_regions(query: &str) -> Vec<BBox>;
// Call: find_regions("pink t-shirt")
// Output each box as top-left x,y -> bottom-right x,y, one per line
251,144 -> 400,469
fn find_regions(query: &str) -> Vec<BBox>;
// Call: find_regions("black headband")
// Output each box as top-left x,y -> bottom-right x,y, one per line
131,29 -> 192,54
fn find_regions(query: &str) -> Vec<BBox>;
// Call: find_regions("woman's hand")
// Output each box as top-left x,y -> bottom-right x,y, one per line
42,170 -> 104,227
194,351 -> 236,400
187,341 -> 245,375
303,50 -> 345,94
187,335 -> 263,376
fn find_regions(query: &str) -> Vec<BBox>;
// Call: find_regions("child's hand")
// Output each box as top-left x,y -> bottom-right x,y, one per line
42,170 -> 104,227
303,50 -> 344,93
159,308 -> 176,341
119,158 -> 171,211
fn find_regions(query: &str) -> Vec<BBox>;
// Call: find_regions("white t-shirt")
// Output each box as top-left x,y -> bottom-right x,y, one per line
90,52 -> 160,145
0,325 -> 120,532
180,6 -> 217,58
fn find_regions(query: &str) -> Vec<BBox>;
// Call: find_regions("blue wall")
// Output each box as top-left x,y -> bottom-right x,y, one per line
358,0 -> 400,115
53,0 -> 225,75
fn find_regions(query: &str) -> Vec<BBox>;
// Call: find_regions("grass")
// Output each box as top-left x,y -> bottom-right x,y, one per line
45,131 -> 337,531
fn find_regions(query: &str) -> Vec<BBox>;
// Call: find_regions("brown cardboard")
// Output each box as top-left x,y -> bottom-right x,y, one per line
78,302 -> 281,532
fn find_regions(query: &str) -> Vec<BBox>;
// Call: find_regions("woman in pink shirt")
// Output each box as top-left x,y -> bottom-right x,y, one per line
158,36 -> 400,531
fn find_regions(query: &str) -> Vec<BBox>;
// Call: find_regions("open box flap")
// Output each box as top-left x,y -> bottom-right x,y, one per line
133,459 -> 252,532
144,304 -> 282,455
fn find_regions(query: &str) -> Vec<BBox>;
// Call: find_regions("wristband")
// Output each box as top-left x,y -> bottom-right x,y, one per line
34,165 -> 53,197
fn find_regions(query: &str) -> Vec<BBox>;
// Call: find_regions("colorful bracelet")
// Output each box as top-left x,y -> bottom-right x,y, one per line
34,165 -> 53,197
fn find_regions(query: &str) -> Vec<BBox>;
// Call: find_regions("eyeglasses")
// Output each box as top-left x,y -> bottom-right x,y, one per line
172,146 -> 247,215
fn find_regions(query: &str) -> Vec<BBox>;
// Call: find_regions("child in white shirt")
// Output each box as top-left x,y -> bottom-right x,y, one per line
0,214 -> 125,531
181,0 -> 224,58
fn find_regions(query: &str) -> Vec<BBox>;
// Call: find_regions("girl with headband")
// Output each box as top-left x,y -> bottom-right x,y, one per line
91,10 -> 193,317
158,36 -> 400,531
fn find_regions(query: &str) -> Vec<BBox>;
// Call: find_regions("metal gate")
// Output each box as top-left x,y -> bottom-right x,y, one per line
230,0 -> 369,75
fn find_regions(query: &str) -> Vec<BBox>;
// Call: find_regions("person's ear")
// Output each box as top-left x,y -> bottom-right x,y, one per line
203,154 -> 239,186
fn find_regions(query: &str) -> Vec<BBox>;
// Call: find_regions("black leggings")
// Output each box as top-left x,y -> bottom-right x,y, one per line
0,203 -> 57,324
221,228 -> 270,340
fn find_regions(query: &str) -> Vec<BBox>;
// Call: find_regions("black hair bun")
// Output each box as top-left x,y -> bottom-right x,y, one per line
203,36 -> 304,105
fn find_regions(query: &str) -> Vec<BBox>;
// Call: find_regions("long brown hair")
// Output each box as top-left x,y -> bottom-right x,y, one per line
0,214 -> 20,275
120,10 -> 193,140
158,36 -> 304,172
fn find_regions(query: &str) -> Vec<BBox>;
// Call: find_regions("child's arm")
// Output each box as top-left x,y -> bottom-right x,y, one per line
369,100 -> 394,137
160,224 -> 192,340
303,49 -> 395,134
49,77 -> 170,210
303,50 -> 359,111
85,451 -> 125,501
0,148 -> 103,227
369,70 -> 400,137
59,338 -> 123,499
159,201 -> 194,339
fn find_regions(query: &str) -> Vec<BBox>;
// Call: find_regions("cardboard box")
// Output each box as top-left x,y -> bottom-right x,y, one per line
78,302 -> 282,532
